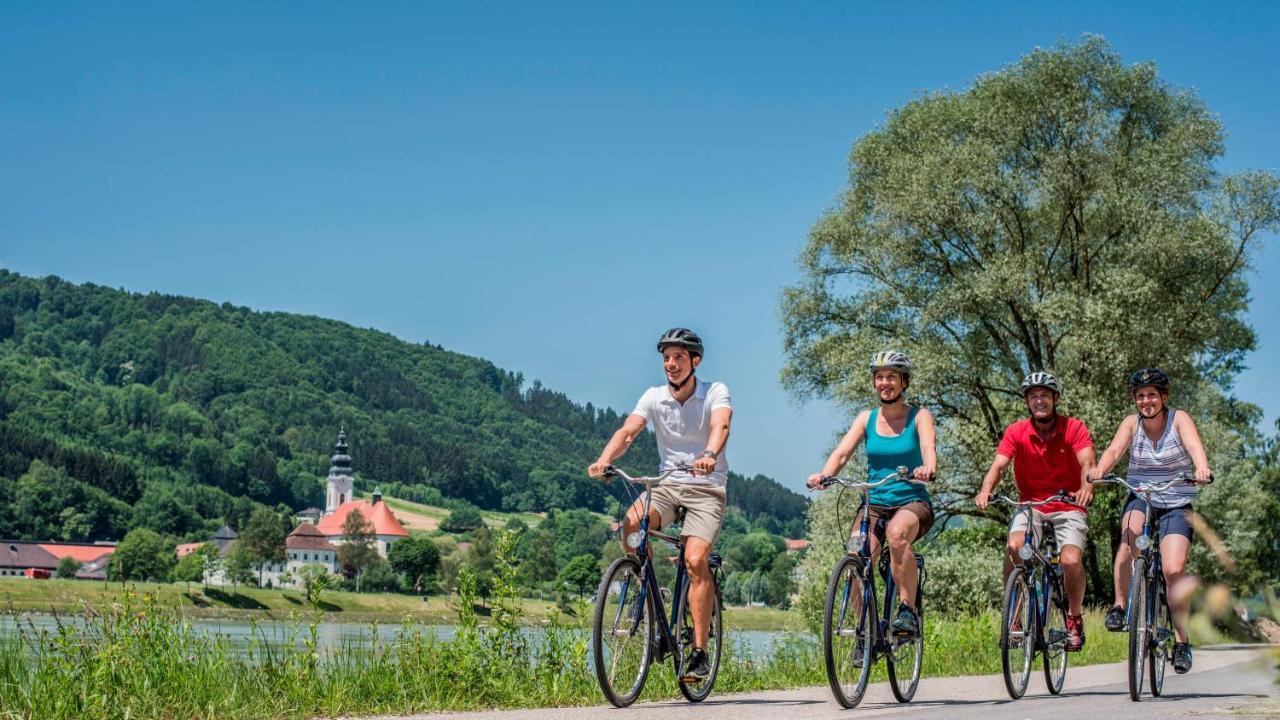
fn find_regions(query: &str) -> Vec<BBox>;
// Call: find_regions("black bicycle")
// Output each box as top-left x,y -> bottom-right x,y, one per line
816,467 -> 928,708
590,464 -> 724,707
1089,472 -> 1200,701
985,491 -> 1077,699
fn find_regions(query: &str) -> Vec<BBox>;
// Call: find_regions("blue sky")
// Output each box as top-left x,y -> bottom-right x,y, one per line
2,2 -> 1277,492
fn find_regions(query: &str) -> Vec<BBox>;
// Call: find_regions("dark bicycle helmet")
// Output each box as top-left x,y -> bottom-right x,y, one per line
1021,371 -> 1061,396
656,328 -> 704,358
1128,367 -> 1171,394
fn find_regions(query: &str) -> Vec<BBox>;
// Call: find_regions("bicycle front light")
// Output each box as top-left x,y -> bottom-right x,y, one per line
1018,544 -> 1034,560
1135,535 -> 1150,551
847,532 -> 865,553
626,531 -> 643,549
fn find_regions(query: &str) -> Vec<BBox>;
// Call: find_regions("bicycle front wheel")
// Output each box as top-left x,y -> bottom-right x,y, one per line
1127,557 -> 1150,702
1000,568 -> 1035,700
1150,578 -> 1172,697
591,556 -> 654,707
676,571 -> 724,702
823,555 -> 873,708
887,557 -> 924,703
1042,572 -> 1068,695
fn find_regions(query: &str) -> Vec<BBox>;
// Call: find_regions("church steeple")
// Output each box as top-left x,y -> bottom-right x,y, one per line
325,426 -> 355,514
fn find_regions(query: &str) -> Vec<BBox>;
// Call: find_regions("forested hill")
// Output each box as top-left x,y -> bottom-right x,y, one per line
0,271 -> 807,543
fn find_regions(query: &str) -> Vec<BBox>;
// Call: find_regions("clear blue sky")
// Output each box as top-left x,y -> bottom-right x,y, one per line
3,2 -> 1277,492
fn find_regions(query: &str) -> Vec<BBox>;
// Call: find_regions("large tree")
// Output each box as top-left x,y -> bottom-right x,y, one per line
783,37 -> 1279,596
388,535 -> 442,593
337,510 -> 379,589
238,507 -> 287,586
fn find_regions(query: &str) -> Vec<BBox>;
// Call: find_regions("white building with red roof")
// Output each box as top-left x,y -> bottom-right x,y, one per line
313,429 -> 408,558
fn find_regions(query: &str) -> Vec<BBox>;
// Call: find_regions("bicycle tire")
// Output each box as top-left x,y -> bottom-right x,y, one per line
823,555 -> 874,708
1127,557 -> 1149,702
676,571 -> 724,702
1000,568 -> 1034,700
1150,577 -> 1172,697
887,557 -> 924,703
591,555 -> 655,707
1041,571 -> 1068,695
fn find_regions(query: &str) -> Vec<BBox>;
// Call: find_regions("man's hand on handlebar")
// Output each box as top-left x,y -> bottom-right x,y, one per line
974,491 -> 991,511
692,455 -> 716,477
1072,483 -> 1093,508
587,460 -> 613,481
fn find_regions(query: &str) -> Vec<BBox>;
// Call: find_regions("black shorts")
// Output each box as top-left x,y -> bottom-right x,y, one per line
1123,495 -> 1193,540
857,501 -> 935,545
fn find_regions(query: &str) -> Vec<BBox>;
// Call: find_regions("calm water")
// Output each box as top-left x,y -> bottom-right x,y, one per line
0,614 -> 799,658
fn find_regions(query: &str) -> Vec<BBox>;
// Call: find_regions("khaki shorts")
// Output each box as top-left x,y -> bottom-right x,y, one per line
1009,509 -> 1088,551
859,501 -> 935,544
642,483 -> 728,544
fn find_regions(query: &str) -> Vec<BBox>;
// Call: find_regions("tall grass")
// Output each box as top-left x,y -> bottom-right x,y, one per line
0,532 -> 1130,720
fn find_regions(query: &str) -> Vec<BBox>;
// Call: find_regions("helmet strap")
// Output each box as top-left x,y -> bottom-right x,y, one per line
668,369 -> 696,393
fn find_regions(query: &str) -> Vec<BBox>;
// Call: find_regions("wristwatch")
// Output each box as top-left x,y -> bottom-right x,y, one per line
700,450 -> 718,460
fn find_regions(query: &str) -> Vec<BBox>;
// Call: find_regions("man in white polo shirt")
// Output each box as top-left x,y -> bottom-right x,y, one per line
588,327 -> 733,681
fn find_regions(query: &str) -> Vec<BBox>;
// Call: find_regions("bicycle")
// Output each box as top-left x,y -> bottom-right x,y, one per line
815,466 -> 929,708
1089,472 -> 1200,701
985,490 -> 1078,699
590,464 -> 724,707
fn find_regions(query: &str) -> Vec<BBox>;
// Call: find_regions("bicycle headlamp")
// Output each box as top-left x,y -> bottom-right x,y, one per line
1018,544 -> 1034,560
626,531 -> 643,549
1135,535 -> 1150,551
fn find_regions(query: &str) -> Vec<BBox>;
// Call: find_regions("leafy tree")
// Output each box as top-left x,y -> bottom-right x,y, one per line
337,510 -> 378,588
171,551 -> 206,590
388,535 -> 441,593
359,559 -> 403,593
223,543 -> 257,591
298,563 -> 333,607
195,542 -> 222,589
55,555 -> 80,579
517,527 -> 559,586
558,554 -> 599,599
541,508 -> 610,567
109,528 -> 176,581
782,37 -> 1280,601
725,532 -> 784,574
239,507 -> 286,586
465,526 -> 497,601
764,551 -> 798,608
441,505 -> 484,533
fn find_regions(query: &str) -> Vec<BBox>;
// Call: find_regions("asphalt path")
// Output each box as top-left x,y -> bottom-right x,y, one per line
353,645 -> 1278,720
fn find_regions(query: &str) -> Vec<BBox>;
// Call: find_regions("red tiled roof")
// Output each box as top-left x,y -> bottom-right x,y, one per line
286,523 -> 337,551
1,542 -> 59,570
784,539 -> 811,552
176,542 -> 204,558
315,500 -> 409,538
38,543 -> 115,563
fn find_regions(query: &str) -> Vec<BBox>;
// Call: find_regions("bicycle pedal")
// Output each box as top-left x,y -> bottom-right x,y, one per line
1046,629 -> 1067,645
837,628 -> 860,638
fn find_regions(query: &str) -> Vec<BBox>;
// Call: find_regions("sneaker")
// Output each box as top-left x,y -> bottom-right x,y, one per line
1065,614 -> 1085,652
1104,604 -> 1126,632
682,648 -> 710,682
1172,642 -> 1193,674
891,604 -> 920,637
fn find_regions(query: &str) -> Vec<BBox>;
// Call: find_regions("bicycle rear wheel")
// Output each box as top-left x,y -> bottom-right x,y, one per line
676,570 -> 724,702
1041,573 -> 1068,695
887,556 -> 924,703
823,555 -> 873,708
1127,557 -> 1149,702
1000,568 -> 1034,700
591,556 -> 654,707
1149,578 -> 1172,697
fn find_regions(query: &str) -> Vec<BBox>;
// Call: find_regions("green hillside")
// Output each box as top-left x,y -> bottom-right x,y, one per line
0,271 -> 807,543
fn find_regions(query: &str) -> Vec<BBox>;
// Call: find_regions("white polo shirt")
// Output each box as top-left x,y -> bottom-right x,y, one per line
631,379 -> 731,486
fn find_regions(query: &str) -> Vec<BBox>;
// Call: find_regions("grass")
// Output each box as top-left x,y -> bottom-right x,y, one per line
0,585 -> 1133,720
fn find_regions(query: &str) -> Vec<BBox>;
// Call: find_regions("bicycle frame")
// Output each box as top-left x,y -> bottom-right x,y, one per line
991,492 -> 1075,657
826,468 -> 928,665
608,465 -> 715,660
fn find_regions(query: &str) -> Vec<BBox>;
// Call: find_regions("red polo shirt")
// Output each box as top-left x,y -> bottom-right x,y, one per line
996,415 -> 1093,514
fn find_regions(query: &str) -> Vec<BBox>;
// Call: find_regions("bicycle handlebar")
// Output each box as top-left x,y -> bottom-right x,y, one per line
1089,472 -> 1208,494
986,490 -> 1084,511
602,464 -> 694,486
816,465 -> 934,490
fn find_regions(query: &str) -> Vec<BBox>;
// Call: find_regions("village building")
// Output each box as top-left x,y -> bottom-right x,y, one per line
0,541 -> 116,580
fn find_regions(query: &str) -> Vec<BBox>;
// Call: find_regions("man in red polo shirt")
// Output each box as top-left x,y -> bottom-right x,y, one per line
975,371 -> 1095,651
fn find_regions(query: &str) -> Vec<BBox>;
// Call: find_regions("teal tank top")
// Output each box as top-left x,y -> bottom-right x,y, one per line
866,406 -> 931,507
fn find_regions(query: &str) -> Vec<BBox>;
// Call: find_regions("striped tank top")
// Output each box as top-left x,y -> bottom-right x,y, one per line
1126,409 -> 1196,509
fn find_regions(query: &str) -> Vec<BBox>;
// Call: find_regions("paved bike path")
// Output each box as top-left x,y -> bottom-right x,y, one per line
348,645 -> 1277,720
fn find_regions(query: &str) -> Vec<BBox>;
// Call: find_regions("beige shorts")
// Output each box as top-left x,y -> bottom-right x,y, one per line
641,483 -> 728,544
1009,509 -> 1088,551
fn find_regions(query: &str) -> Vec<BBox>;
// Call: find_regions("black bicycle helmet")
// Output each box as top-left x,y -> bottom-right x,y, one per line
1021,371 -> 1061,396
1128,367 -> 1171,394
656,328 -> 704,358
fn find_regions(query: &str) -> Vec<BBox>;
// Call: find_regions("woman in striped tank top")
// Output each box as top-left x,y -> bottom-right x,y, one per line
1088,368 -> 1213,674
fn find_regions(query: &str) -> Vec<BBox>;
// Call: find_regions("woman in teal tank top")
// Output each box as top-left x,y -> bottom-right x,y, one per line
807,350 -> 937,636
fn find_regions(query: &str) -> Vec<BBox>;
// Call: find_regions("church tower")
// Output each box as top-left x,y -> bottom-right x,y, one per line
325,427 -> 354,514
